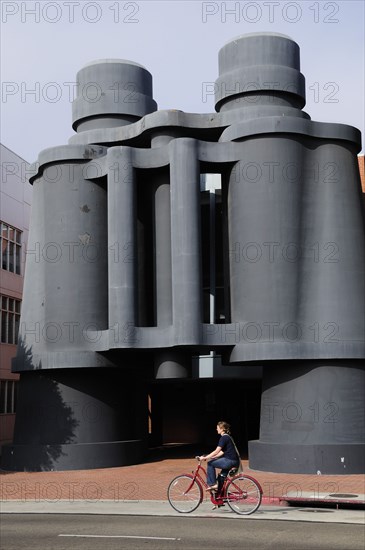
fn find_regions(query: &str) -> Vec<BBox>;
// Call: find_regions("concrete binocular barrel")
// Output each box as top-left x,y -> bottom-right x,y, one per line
72,59 -> 157,132
215,32 -> 306,112
3,33 -> 364,475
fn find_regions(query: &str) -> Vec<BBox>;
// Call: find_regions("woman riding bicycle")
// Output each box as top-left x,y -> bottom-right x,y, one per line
198,421 -> 240,491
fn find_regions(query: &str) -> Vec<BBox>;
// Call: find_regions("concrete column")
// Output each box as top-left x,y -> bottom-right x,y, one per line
170,139 -> 202,344
107,147 -> 136,333
153,173 -> 173,327
150,130 -> 177,328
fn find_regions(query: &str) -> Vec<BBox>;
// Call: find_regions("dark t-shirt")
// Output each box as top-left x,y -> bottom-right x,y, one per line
218,434 -> 239,463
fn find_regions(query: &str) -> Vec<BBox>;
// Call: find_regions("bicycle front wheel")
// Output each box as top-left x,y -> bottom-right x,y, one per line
167,474 -> 203,513
226,475 -> 262,515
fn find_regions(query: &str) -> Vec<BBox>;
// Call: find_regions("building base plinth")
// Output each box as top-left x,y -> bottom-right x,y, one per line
248,441 -> 365,474
1,440 -> 145,471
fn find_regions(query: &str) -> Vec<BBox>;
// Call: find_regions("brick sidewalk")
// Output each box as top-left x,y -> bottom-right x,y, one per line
1,452 -> 364,504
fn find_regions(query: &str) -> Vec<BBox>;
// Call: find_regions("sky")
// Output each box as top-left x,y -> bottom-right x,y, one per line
1,0 -> 364,163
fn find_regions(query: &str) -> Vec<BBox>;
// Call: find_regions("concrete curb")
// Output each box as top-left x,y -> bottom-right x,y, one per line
1,499 -> 364,524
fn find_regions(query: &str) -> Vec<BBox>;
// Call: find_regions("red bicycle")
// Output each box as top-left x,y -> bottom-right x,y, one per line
167,457 -> 262,515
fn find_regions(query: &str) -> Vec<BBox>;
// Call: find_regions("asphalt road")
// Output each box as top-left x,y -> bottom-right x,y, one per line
1,514 -> 364,550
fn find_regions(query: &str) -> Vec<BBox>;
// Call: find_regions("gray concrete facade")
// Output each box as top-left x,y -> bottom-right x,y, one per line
2,33 -> 364,474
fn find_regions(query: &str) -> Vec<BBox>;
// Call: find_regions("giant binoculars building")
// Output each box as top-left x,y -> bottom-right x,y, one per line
3,33 -> 364,474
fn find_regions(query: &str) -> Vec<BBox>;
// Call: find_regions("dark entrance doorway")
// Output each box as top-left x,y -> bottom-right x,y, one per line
147,378 -> 261,457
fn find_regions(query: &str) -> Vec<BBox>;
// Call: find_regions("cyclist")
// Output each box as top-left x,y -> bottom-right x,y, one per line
198,421 -> 240,491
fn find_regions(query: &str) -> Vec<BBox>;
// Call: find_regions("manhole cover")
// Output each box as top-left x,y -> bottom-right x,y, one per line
328,493 -> 358,498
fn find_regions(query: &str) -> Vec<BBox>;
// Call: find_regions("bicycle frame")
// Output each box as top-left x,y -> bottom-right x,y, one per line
168,458 -> 263,515
187,460 -> 263,507
182,462 -> 219,505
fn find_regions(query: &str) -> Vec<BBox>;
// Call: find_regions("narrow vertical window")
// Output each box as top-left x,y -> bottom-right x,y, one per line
0,295 -> 21,344
0,222 -> 22,275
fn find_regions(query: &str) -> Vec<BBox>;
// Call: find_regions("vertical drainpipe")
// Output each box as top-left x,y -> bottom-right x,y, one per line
209,184 -> 216,326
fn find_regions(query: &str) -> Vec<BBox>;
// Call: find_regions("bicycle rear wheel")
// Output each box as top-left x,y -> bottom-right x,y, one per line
167,474 -> 203,513
226,475 -> 262,515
